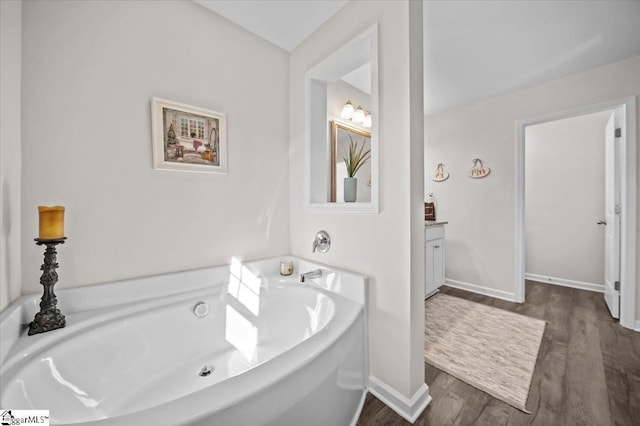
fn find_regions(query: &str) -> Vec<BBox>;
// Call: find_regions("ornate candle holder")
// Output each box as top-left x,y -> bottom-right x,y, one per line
29,237 -> 67,336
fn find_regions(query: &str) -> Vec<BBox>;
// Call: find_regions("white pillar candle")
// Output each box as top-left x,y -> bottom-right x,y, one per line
280,260 -> 293,276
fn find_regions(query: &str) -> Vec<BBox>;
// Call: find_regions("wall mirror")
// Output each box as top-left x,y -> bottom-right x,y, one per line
330,120 -> 371,203
305,24 -> 378,212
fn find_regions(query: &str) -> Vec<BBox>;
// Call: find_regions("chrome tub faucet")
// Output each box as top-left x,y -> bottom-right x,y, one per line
300,269 -> 323,283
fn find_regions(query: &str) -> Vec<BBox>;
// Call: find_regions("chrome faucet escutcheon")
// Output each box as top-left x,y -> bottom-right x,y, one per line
312,230 -> 331,253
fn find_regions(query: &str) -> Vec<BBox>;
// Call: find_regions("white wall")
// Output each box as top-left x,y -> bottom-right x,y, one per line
21,0 -> 290,294
290,0 -> 426,403
0,0 -> 22,312
525,110 -> 611,285
424,56 -> 640,321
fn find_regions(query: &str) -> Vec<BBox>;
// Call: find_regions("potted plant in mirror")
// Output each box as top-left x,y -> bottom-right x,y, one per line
342,134 -> 371,202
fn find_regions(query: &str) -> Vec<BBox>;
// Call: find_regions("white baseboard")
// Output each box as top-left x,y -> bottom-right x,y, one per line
368,376 -> 431,424
443,278 -> 517,302
349,390 -> 368,426
635,320 -> 640,332
425,288 -> 439,299
524,273 -> 604,293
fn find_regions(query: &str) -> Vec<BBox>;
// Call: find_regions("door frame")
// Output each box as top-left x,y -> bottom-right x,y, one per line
515,96 -> 637,330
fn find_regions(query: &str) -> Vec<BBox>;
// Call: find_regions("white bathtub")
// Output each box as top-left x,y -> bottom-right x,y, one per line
0,257 -> 368,425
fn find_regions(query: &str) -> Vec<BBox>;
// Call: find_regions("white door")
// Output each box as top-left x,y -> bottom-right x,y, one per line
603,112 -> 621,318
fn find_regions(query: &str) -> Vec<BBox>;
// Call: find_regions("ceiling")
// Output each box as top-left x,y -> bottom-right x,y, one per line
423,0 -> 640,114
194,0 -> 348,51
194,0 -> 640,114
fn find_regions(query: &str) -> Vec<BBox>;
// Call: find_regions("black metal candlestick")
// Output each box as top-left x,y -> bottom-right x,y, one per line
29,237 -> 67,336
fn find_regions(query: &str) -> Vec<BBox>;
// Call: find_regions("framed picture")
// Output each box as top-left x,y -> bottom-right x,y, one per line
151,98 -> 227,174
330,120 -> 371,203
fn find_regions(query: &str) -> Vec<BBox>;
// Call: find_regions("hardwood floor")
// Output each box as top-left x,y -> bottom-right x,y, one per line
357,281 -> 640,425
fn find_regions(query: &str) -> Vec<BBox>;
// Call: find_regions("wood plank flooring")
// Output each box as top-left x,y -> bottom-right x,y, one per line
357,281 -> 640,425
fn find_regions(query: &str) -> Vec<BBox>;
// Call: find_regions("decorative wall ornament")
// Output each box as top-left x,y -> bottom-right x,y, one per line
469,158 -> 491,178
151,98 -> 227,174
432,163 -> 449,182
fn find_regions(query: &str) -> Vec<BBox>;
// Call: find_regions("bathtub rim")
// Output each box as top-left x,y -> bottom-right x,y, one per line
0,255 -> 367,366
0,254 -> 367,322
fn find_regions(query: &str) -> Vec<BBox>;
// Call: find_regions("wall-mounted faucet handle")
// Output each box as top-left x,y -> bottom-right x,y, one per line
312,230 -> 331,253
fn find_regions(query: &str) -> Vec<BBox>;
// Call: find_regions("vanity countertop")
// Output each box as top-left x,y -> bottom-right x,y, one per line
425,221 -> 448,227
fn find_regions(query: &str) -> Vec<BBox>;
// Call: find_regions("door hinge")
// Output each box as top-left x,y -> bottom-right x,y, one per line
614,281 -> 620,291
615,204 -> 622,215
615,128 -> 622,138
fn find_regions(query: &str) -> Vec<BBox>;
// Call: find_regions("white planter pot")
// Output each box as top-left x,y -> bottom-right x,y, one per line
344,177 -> 357,202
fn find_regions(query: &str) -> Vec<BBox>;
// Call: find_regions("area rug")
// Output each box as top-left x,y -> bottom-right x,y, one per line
424,294 -> 546,412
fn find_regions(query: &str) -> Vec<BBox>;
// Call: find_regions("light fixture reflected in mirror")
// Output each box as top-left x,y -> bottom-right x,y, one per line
340,101 -> 371,128
352,106 -> 365,124
363,111 -> 372,128
340,101 -> 355,119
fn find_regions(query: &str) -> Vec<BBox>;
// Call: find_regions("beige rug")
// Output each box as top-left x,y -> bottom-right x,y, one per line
425,294 -> 546,412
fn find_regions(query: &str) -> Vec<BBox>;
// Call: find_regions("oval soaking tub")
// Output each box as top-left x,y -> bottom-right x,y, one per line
0,257 -> 368,426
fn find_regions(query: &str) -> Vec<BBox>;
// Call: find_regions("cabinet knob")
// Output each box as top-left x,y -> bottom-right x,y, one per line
434,245 -> 440,249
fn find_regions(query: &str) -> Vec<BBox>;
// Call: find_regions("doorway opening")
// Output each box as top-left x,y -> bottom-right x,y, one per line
515,97 -> 637,330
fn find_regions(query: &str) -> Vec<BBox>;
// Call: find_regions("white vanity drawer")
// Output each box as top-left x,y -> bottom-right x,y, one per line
425,225 -> 444,241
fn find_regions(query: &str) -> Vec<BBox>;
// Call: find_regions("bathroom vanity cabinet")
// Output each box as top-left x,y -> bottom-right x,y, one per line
425,222 -> 447,298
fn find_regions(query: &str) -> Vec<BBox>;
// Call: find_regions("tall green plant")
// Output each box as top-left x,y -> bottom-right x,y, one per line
342,134 -> 371,178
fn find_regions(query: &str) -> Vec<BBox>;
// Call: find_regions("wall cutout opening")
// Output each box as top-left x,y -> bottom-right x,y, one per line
304,24 -> 379,212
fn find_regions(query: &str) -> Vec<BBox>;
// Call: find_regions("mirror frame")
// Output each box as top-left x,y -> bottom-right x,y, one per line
330,120 -> 372,202
304,23 -> 379,213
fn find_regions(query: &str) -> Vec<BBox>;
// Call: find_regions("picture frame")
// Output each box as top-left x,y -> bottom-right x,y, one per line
151,98 -> 227,174
330,119 -> 371,203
